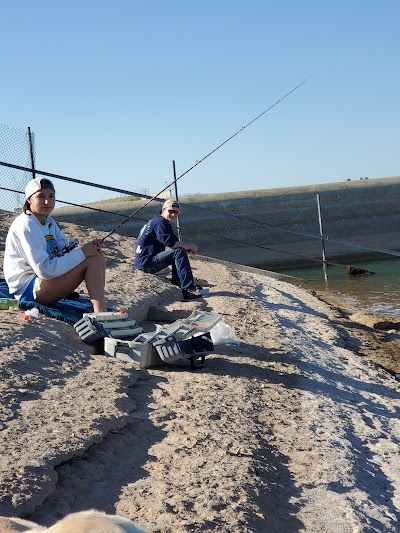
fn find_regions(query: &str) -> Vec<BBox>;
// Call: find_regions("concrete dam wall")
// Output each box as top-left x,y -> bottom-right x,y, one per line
54,176 -> 400,270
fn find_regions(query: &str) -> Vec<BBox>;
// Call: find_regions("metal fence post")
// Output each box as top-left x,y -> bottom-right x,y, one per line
27,127 -> 35,181
316,192 -> 328,281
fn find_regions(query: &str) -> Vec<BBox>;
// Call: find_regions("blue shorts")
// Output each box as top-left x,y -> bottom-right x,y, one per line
20,277 -> 37,302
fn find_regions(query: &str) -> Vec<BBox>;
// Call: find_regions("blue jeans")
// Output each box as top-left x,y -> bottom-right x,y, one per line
142,248 -> 195,291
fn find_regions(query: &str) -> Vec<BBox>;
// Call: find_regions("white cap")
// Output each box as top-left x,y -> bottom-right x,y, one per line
25,178 -> 55,199
162,198 -> 180,210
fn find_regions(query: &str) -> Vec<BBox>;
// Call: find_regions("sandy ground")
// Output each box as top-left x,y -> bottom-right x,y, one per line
0,214 -> 399,532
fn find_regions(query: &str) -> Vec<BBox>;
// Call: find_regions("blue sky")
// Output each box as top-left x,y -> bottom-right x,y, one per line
1,0 -> 399,205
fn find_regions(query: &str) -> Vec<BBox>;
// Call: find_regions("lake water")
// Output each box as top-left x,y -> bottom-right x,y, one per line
276,257 -> 400,317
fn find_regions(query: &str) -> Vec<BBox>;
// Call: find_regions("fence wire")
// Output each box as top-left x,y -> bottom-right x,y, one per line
0,124 -> 34,213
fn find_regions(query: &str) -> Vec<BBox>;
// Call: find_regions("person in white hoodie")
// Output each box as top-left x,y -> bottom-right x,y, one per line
3,178 -> 107,313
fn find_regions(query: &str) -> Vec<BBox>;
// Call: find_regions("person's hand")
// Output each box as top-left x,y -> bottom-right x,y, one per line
81,242 -> 100,257
187,243 -> 198,255
91,239 -> 104,251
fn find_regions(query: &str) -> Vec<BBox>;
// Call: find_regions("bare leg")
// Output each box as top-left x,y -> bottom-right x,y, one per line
98,249 -> 106,284
83,252 -> 107,312
35,253 -> 106,312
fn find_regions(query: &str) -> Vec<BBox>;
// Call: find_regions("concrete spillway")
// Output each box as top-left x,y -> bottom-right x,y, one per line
53,176 -> 400,270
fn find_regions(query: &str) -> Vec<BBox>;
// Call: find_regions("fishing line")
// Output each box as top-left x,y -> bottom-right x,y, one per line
1,168 -> 393,259
181,201 -> 400,258
0,159 -> 377,255
0,185 -> 335,266
101,76 -> 311,239
0,76 -> 311,240
0,185 -> 390,270
2,182 -> 400,260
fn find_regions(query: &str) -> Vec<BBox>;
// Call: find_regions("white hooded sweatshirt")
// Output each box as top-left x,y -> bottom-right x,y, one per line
4,212 -> 85,299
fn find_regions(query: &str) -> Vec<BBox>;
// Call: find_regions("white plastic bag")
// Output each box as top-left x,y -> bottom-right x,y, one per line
24,308 -> 40,319
210,321 -> 240,346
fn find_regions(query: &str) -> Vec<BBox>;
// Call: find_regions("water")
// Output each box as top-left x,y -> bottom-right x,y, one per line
276,257 -> 400,317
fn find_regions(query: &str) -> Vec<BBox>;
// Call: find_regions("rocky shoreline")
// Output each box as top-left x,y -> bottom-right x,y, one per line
308,289 -> 400,376
0,216 -> 399,531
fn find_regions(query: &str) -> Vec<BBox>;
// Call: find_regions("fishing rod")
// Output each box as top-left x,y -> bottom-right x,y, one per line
0,186 -> 144,219
0,184 -> 349,268
100,76 -> 311,240
0,161 -> 152,200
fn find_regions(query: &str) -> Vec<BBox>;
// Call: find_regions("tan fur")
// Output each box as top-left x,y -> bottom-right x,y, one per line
0,511 -> 144,533
45,510 -> 144,533
0,517 -> 45,532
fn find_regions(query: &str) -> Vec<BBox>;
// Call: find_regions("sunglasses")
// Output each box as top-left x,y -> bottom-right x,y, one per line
167,209 -> 179,214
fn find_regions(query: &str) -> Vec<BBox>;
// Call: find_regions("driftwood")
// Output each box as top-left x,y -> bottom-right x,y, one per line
347,265 -> 375,276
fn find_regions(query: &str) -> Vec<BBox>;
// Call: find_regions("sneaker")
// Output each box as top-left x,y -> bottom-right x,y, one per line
182,289 -> 202,300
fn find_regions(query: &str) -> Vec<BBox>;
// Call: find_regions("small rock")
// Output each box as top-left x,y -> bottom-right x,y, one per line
349,312 -> 400,331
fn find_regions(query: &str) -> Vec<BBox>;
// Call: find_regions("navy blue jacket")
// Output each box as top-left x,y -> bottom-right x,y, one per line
134,215 -> 178,269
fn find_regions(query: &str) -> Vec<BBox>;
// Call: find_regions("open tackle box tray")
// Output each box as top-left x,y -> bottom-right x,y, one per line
103,311 -> 223,369
73,311 -> 143,343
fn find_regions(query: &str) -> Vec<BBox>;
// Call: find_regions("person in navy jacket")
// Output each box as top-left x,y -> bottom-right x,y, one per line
134,199 -> 201,300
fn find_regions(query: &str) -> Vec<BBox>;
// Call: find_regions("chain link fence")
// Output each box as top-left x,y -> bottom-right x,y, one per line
0,124 -> 35,213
